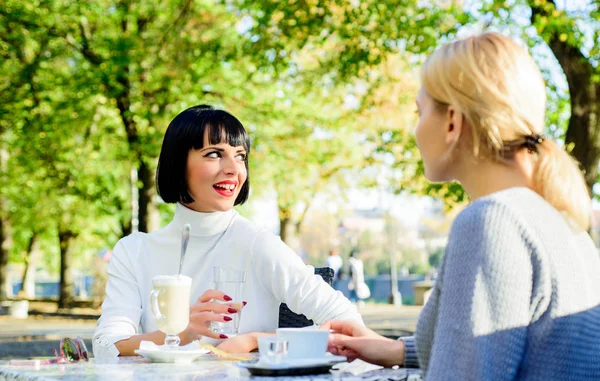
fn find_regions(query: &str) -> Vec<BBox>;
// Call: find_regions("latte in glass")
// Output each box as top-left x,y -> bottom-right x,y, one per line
150,275 -> 192,346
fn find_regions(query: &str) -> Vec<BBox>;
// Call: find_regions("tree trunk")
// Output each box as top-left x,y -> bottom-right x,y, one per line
115,92 -> 158,234
19,233 -> 38,297
138,159 -> 158,233
121,216 -> 133,238
58,229 -> 76,308
279,215 -> 290,244
278,206 -> 303,255
0,214 -> 10,301
530,0 -> 600,194
0,145 -> 10,301
278,197 -> 317,255
562,71 -> 600,193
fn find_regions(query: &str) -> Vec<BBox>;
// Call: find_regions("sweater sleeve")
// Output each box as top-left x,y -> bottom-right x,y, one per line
424,201 -> 533,380
250,231 -> 363,325
92,239 -> 142,358
399,336 -> 419,368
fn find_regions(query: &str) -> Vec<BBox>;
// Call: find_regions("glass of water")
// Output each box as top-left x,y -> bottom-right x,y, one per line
210,267 -> 246,336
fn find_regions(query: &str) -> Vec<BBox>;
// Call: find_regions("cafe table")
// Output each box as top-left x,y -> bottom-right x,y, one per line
0,355 -> 423,381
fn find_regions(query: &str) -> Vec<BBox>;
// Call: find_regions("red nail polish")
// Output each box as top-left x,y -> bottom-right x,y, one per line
242,301 -> 247,306
223,295 -> 232,301
223,316 -> 232,321
220,334 -> 228,339
227,308 -> 238,314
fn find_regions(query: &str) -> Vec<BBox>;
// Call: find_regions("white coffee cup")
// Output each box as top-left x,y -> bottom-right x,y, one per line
258,336 -> 289,364
150,275 -> 192,346
275,328 -> 329,360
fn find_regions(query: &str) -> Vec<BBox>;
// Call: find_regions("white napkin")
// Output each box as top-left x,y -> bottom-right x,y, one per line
332,359 -> 383,376
139,340 -> 205,352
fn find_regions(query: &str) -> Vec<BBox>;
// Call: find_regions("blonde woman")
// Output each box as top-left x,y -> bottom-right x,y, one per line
324,33 -> 600,380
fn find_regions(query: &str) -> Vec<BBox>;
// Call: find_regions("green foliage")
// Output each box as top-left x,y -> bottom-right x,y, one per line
1,1 -> 132,271
407,261 -> 430,276
3,0 -> 592,293
232,0 -> 467,78
428,247 -> 445,270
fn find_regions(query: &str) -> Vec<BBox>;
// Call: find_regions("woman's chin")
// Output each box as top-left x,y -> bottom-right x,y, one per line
424,168 -> 453,183
184,201 -> 234,213
424,171 -> 442,183
212,202 -> 236,212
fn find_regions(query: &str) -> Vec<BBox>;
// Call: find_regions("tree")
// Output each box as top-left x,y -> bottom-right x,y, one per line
0,1 -> 133,303
10,0 -> 256,234
0,1 -> 66,299
373,0 -> 599,208
528,0 -> 600,193
477,1 -> 600,195
228,1 -> 469,245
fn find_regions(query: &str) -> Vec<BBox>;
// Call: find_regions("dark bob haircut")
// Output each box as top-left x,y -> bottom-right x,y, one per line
156,104 -> 251,206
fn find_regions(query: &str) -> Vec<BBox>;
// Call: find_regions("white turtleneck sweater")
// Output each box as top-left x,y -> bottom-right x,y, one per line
93,204 -> 362,358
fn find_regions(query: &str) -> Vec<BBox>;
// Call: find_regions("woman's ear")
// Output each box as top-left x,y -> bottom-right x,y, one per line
445,105 -> 463,146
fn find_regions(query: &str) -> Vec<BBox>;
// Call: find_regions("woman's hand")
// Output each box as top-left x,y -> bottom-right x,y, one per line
216,332 -> 271,353
180,289 -> 245,344
321,320 -> 405,368
321,320 -> 379,338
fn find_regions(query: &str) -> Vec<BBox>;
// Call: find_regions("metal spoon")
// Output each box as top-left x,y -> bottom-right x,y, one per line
178,224 -> 191,277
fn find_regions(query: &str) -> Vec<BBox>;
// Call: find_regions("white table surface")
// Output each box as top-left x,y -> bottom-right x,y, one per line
0,355 -> 422,381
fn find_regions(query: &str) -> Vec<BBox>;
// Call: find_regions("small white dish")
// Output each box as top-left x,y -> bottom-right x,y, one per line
134,342 -> 210,363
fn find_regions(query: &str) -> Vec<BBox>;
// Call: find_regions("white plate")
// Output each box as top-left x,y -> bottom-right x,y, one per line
134,347 -> 210,363
240,355 -> 347,370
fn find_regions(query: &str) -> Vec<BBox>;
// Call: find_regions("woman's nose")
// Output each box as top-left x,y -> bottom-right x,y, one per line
222,156 -> 238,175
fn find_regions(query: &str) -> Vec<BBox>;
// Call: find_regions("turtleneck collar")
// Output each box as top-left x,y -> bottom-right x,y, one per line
169,203 -> 236,237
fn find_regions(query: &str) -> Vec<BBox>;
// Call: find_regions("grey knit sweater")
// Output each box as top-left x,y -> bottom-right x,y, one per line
402,187 -> 600,380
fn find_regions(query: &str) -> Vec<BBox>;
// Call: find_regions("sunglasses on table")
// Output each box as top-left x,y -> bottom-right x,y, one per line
9,337 -> 89,366
55,337 -> 89,363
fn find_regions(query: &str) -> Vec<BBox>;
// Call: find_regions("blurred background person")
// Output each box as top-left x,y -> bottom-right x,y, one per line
325,247 -> 343,290
348,248 -> 370,308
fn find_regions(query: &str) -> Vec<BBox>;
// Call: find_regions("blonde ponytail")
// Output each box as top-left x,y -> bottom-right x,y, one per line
531,139 -> 591,231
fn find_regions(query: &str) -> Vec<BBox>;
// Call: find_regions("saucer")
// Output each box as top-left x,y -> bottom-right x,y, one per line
134,345 -> 210,363
237,355 -> 347,376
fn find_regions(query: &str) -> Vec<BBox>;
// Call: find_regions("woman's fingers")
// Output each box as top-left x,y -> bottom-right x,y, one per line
190,301 -> 240,314
195,289 -> 233,304
185,289 -> 248,340
320,321 -> 333,332
188,312 -> 232,339
329,333 -> 366,354
329,333 -> 350,347
327,337 -> 359,360
323,320 -> 365,337
189,311 -> 232,324
331,320 -> 380,338
329,334 -> 401,368
191,327 -> 228,340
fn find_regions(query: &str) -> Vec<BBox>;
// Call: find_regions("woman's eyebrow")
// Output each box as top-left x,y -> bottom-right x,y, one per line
199,146 -> 224,152
199,146 -> 246,153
